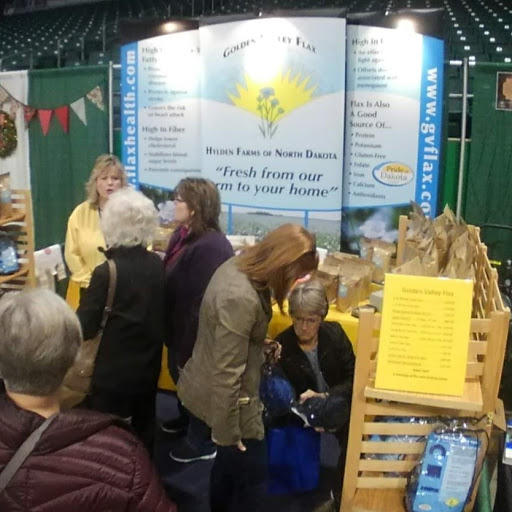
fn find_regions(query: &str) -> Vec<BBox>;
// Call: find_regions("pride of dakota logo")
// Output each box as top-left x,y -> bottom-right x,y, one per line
372,162 -> 414,187
228,70 -> 317,139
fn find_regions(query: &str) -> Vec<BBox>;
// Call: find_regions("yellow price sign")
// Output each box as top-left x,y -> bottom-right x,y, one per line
375,274 -> 473,396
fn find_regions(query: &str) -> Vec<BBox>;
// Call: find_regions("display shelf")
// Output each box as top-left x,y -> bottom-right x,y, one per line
341,216 -> 510,512
364,377 -> 483,412
0,212 -> 25,225
352,488 -> 406,511
0,190 -> 35,291
0,266 -> 29,285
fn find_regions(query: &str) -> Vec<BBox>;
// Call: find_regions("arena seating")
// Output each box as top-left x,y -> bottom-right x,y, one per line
1,0 -> 511,71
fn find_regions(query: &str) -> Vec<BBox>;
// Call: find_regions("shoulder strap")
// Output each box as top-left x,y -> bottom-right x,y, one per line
99,259 -> 117,331
0,413 -> 58,495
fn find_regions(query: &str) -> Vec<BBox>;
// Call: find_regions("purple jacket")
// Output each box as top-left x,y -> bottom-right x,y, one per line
164,229 -> 233,370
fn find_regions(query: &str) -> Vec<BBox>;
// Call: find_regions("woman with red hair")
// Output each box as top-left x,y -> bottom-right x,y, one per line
177,223 -> 318,512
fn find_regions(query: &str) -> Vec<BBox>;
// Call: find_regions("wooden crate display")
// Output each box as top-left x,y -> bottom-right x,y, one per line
396,215 -> 505,319
0,189 -> 35,291
341,217 -> 511,512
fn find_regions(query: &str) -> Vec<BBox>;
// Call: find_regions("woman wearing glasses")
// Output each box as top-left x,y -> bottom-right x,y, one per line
162,178 -> 233,460
275,279 -> 355,507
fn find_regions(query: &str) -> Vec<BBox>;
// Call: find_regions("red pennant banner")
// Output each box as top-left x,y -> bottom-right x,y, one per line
38,109 -> 53,136
54,105 -> 69,133
23,106 -> 36,127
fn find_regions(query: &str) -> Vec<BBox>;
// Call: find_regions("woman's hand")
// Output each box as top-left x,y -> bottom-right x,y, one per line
212,435 -> 247,452
263,339 -> 282,363
299,389 -> 327,403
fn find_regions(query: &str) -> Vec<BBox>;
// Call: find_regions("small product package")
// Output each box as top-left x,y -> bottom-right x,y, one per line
367,416 -> 434,477
406,421 -> 487,512
0,173 -> 12,219
0,231 -> 19,274
503,417 -> 512,466
393,256 -> 424,277
322,252 -> 375,297
369,289 -> 384,312
338,258 -> 374,299
362,238 -> 396,283
359,237 -> 374,261
336,274 -> 362,312
443,231 -> 476,280
323,251 -> 359,268
316,264 -> 339,303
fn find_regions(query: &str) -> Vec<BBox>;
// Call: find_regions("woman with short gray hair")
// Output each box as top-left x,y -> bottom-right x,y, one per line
0,289 -> 177,511
100,185 -> 157,249
288,278 -> 329,320
0,289 -> 81,398
77,187 -> 165,452
275,279 -> 355,508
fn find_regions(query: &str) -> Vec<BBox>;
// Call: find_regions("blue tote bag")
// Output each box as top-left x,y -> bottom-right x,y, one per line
266,424 -> 321,495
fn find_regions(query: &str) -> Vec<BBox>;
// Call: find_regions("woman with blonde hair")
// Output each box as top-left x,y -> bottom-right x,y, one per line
177,223 -> 318,512
64,154 -> 127,309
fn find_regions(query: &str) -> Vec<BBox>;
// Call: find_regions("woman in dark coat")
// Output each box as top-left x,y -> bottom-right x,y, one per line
162,178 -> 233,462
275,279 -> 355,506
77,187 -> 165,452
0,288 -> 176,512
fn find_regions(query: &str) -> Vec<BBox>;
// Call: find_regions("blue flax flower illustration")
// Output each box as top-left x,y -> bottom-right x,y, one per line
257,87 -> 285,139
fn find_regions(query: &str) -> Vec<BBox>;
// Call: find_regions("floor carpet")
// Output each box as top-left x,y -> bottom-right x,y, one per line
154,392 -> 341,512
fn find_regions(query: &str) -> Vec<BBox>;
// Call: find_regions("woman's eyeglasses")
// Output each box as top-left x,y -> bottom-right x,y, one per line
292,315 -> 320,326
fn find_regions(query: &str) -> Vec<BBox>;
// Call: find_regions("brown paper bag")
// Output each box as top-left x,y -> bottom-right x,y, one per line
316,265 -> 339,303
336,275 -> 362,312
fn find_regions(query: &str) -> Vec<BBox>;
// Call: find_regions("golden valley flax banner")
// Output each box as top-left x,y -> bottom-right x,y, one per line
200,17 -> 346,249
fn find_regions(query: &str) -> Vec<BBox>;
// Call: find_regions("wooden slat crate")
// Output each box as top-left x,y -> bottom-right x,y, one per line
342,216 -> 510,512
0,189 -> 35,291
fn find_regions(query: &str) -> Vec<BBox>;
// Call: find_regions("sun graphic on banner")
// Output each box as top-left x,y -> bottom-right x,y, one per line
228,70 -> 317,139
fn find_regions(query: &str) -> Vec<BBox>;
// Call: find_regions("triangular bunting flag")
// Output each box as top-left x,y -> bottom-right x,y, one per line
38,109 -> 53,135
24,106 -> 36,127
86,86 -> 105,112
70,97 -> 87,125
54,105 -> 69,133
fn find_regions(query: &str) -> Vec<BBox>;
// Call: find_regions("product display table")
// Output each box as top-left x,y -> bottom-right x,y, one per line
268,302 -> 361,348
158,346 -> 176,391
268,281 -> 382,347
158,297 -> 375,391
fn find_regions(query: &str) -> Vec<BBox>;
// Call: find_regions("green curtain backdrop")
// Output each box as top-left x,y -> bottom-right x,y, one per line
464,63 -> 512,263
441,138 -> 470,212
28,66 -> 109,249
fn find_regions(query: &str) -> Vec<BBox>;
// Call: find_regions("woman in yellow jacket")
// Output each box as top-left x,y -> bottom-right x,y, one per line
64,154 -> 127,309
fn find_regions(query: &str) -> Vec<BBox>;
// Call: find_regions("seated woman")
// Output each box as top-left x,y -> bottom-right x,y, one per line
275,279 -> 355,505
0,288 -> 176,512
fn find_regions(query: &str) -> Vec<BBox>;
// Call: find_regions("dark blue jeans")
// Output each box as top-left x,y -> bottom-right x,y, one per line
210,438 -> 268,512
186,411 -> 216,452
